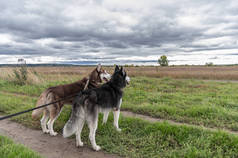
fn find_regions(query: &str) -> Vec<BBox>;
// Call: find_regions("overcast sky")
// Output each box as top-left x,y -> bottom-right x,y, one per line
0,0 -> 238,65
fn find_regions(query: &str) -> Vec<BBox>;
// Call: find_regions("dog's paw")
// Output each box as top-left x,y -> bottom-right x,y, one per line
43,129 -> 50,134
116,128 -> 122,132
50,132 -> 58,136
76,141 -> 84,147
93,145 -> 101,151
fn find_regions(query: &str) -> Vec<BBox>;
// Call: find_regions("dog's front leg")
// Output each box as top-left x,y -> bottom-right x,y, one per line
113,109 -> 121,132
41,110 -> 50,134
113,98 -> 122,132
103,111 -> 109,124
47,118 -> 58,136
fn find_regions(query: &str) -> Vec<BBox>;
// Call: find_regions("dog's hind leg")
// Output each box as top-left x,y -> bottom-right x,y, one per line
87,113 -> 101,151
75,118 -> 85,147
41,109 -> 50,133
113,98 -> 122,132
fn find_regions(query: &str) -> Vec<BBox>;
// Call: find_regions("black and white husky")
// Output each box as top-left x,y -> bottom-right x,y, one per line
63,65 -> 130,151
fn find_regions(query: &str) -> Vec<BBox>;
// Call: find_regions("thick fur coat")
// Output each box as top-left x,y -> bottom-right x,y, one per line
63,66 -> 129,151
32,64 -> 111,136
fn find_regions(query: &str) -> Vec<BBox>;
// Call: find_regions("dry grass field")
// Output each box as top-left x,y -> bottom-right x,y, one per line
1,65 -> 238,82
33,65 -> 238,80
125,66 -> 238,80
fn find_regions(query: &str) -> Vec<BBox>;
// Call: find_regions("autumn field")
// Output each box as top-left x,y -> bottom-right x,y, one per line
30,65 -> 238,80
1,65 -> 238,157
2,65 -> 238,82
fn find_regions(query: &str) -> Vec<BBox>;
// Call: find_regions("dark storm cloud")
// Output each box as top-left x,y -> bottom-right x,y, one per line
0,0 -> 238,64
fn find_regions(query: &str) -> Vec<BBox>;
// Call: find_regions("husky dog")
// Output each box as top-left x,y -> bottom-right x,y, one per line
32,64 -> 111,136
63,66 -> 130,151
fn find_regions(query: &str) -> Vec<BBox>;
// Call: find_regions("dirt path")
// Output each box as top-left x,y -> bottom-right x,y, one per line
0,118 -> 120,158
121,111 -> 238,135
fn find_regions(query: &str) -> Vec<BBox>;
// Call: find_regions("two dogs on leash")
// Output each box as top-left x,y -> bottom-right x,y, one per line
32,64 -> 130,151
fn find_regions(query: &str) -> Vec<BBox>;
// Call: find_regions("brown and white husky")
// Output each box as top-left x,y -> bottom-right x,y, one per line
32,64 -> 111,136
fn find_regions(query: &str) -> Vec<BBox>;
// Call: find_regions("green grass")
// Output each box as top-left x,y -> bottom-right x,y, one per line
1,93 -> 238,157
2,76 -> 238,131
0,79 -> 72,96
0,135 -> 42,158
123,77 -> 238,131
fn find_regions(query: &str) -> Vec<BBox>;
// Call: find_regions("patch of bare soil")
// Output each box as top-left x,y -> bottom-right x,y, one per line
0,118 -> 120,158
121,111 -> 238,135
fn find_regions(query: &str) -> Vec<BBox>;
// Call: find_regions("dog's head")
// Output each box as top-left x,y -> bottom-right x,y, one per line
111,65 -> 130,88
89,64 -> 111,83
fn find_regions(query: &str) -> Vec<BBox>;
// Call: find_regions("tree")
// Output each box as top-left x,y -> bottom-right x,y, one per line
205,62 -> 213,66
158,55 -> 169,66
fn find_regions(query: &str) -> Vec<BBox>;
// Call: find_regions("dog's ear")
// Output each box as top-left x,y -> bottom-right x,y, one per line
96,64 -> 101,72
115,65 -> 120,72
120,66 -> 125,76
120,66 -> 123,71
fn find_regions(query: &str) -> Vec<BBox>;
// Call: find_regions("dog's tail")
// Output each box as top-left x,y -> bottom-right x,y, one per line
32,90 -> 50,119
63,92 -> 85,138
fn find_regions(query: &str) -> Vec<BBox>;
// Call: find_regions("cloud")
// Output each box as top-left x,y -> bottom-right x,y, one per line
0,0 -> 238,65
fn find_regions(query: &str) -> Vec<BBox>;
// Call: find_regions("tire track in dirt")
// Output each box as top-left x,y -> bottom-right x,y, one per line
0,117 -> 120,158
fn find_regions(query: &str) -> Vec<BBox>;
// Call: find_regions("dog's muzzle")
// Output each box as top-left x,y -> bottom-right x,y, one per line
126,76 -> 130,85
103,77 -> 109,82
101,73 -> 111,82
